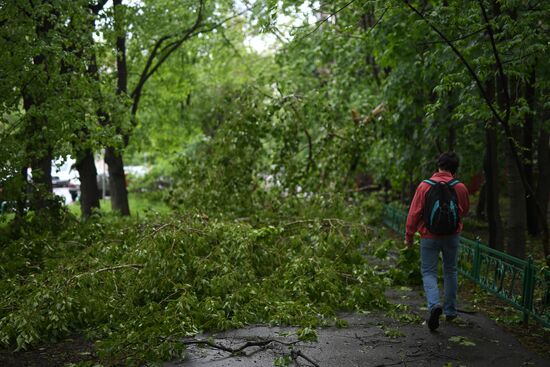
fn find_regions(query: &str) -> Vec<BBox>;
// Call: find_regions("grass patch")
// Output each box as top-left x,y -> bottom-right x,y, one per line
67,192 -> 170,217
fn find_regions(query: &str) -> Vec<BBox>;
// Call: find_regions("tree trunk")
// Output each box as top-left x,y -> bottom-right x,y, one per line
105,146 -> 130,215
107,0 -> 131,215
23,93 -> 54,214
72,4 -> 107,218
483,78 -> 504,250
484,125 -> 504,250
29,152 -> 54,213
20,4 -> 55,216
360,11 -> 381,87
506,126 -> 526,259
76,149 -> 100,217
115,0 -> 128,97
447,126 -> 456,151
447,99 -> 456,151
504,77 -> 526,258
535,108 -> 550,243
476,182 -> 486,220
16,167 -> 28,218
524,71 -> 538,235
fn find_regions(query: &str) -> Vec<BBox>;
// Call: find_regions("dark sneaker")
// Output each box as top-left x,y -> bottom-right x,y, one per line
428,305 -> 443,331
446,314 -> 457,322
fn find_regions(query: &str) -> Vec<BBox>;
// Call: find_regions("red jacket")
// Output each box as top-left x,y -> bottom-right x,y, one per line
406,171 -> 470,243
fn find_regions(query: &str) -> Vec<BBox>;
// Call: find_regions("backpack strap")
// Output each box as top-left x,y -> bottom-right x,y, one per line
448,179 -> 460,187
423,179 -> 436,186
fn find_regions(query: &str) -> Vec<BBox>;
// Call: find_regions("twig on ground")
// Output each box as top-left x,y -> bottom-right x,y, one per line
291,349 -> 320,367
149,223 -> 172,237
65,264 -> 144,285
138,222 -> 174,242
374,359 -> 427,367
140,222 -> 212,243
338,272 -> 359,282
282,218 -> 360,229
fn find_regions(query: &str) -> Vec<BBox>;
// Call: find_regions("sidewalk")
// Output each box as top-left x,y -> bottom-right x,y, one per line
169,286 -> 549,367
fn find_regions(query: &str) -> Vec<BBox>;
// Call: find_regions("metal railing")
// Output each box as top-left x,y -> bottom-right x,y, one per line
383,204 -> 550,328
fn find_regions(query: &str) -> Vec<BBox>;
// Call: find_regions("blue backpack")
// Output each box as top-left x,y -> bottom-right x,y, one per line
422,179 -> 460,235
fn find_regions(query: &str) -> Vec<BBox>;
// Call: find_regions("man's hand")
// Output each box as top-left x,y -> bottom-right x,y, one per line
404,239 -> 413,248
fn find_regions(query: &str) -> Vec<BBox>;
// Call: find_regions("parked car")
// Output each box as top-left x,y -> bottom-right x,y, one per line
52,174 -> 71,188
51,157 -> 78,188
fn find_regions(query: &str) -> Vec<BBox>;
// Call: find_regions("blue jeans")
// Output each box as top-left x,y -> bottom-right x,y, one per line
420,235 -> 459,316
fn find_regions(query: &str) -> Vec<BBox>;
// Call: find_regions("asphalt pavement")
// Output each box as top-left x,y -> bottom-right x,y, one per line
166,286 -> 549,367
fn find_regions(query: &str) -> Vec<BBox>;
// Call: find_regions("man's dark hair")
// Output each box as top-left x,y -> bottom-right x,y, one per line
437,152 -> 459,174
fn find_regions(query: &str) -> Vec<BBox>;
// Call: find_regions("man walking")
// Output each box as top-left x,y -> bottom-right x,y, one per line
405,152 -> 469,331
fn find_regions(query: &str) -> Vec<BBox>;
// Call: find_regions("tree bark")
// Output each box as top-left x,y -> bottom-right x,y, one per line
105,146 -> 130,215
360,11 -> 382,87
447,125 -> 456,151
20,2 -> 55,215
107,0 -> 130,215
115,0 -> 128,98
476,182 -> 486,220
29,151 -> 54,213
484,78 -> 504,250
524,71 -> 538,235
506,127 -> 526,259
504,77 -> 526,259
72,1 -> 107,218
484,125 -> 504,250
16,167 -> 28,217
535,107 -> 550,242
76,150 -> 100,217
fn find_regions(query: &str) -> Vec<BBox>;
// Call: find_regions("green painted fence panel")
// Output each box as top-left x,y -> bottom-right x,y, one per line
383,205 -> 550,328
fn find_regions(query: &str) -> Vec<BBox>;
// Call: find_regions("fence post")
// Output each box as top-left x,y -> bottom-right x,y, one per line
522,257 -> 535,326
472,240 -> 481,281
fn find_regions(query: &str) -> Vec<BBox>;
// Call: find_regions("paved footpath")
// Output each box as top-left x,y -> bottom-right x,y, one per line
167,286 -> 549,367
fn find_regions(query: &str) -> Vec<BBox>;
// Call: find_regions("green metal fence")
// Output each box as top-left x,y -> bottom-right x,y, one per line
383,204 -> 550,328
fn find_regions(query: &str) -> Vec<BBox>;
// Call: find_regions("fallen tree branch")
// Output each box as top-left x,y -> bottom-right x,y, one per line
175,337 -> 319,366
66,264 -> 144,285
291,349 -> 321,366
181,339 -> 273,353
282,218 -> 349,228
374,359 -> 428,367
173,337 -> 300,353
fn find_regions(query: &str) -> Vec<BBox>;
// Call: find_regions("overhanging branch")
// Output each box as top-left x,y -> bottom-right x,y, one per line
478,0 -> 510,124
130,0 -> 205,102
129,1 -> 253,118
